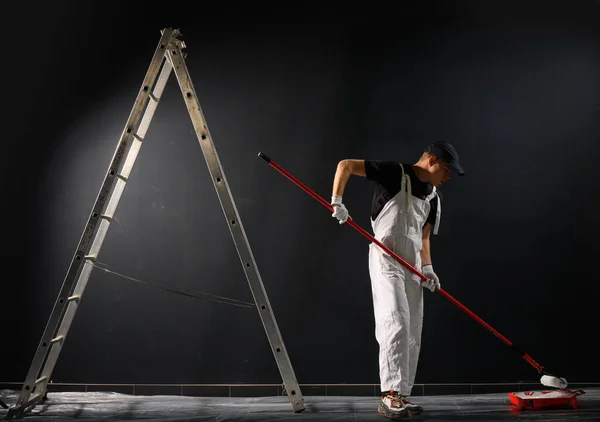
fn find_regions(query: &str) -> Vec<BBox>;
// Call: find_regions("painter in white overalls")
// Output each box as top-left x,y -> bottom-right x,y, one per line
368,163 -> 441,396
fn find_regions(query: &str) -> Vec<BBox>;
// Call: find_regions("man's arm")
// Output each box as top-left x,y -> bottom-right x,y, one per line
332,159 -> 366,197
330,160 -> 366,224
420,222 -> 441,291
420,222 -> 433,266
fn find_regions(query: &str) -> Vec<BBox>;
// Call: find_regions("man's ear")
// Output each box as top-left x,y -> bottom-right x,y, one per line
428,155 -> 438,166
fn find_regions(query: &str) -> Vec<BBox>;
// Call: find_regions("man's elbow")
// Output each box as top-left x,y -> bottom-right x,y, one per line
338,159 -> 366,177
337,160 -> 350,170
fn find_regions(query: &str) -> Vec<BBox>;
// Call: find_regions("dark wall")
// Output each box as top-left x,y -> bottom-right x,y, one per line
4,1 -> 600,387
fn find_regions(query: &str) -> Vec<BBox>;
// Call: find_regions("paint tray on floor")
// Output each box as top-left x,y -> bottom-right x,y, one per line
508,389 -> 585,410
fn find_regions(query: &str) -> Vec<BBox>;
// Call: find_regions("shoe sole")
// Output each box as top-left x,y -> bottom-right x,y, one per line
407,408 -> 423,416
378,405 -> 409,419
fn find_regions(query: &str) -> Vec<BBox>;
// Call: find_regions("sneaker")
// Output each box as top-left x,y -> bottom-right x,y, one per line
399,395 -> 423,416
378,391 -> 409,419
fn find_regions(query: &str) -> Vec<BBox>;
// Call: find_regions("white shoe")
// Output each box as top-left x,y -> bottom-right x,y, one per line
378,391 -> 409,419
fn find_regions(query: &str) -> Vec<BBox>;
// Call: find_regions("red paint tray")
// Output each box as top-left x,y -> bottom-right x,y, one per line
508,389 -> 585,410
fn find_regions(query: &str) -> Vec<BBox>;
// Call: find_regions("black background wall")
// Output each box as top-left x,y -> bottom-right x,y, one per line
3,1 -> 599,387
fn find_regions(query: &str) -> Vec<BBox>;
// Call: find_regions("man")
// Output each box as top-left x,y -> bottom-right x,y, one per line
330,141 -> 465,419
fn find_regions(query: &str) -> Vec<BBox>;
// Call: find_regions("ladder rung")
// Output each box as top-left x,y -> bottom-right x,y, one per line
50,335 -> 64,344
67,295 -> 80,302
83,255 -> 97,262
99,214 -> 113,222
34,376 -> 47,385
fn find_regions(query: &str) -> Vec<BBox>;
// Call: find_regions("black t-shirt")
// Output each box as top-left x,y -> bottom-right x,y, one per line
364,160 -> 442,228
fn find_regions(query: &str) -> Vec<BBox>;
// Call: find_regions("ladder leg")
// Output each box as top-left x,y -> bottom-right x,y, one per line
6,28 -> 178,420
165,37 -> 306,413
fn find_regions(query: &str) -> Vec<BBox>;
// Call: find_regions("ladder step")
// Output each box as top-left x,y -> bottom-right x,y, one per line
34,376 -> 47,385
99,213 -> 113,222
50,335 -> 64,344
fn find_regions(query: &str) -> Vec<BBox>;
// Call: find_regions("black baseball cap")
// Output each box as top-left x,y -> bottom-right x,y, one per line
425,141 -> 465,176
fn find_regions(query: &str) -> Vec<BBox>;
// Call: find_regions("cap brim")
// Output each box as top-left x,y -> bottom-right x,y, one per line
449,162 -> 465,176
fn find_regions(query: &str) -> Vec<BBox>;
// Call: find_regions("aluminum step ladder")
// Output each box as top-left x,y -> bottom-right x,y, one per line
5,27 -> 305,420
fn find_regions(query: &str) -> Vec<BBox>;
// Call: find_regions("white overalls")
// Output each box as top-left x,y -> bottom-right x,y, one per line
368,164 -> 440,395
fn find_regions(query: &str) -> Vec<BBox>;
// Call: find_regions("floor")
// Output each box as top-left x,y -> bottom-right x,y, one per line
1,387 -> 599,421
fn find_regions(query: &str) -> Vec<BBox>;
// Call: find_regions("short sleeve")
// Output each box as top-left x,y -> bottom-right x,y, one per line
365,160 -> 403,185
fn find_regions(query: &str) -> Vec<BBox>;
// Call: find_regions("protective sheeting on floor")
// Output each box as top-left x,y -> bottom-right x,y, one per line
1,388 -> 599,421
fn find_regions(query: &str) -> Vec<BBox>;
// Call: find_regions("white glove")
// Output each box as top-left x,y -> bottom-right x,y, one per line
421,265 -> 441,292
331,195 -> 350,224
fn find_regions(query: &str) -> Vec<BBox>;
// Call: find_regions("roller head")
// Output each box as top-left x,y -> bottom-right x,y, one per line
540,374 -> 568,389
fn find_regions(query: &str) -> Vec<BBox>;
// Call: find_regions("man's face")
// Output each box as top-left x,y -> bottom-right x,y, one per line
430,158 -> 451,187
